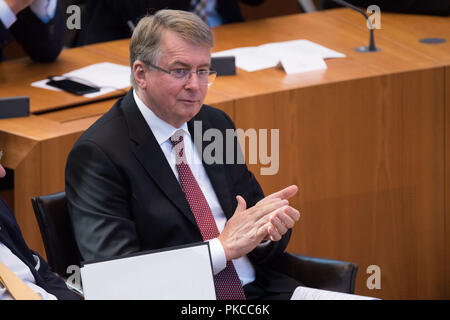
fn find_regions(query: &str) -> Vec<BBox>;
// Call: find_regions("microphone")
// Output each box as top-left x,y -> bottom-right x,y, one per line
331,0 -> 380,52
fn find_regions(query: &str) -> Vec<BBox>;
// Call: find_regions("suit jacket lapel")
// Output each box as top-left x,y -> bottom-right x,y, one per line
120,91 -> 197,228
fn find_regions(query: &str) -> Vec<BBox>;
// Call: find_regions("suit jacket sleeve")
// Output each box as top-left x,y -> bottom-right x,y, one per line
0,20 -> 13,49
65,140 -> 141,262
32,250 -> 80,300
6,3 -> 64,62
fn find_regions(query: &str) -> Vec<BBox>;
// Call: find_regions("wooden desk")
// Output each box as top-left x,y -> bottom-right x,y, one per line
1,9 -> 449,299
324,9 -> 450,63
0,46 -> 128,113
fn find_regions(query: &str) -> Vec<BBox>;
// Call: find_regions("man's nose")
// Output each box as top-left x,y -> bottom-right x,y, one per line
184,72 -> 201,89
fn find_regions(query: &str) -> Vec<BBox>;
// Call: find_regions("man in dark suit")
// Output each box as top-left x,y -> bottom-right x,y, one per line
66,9 -> 301,300
0,155 -> 79,300
0,0 -> 64,62
77,0 -> 266,45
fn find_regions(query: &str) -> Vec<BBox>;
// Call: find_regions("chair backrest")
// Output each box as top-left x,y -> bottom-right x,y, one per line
268,252 -> 359,294
31,191 -> 81,277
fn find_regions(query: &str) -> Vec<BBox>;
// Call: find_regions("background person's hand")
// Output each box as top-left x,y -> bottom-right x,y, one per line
5,0 -> 34,15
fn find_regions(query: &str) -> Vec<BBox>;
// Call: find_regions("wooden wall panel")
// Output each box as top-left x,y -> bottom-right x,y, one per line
445,66 -> 450,299
231,68 -> 445,299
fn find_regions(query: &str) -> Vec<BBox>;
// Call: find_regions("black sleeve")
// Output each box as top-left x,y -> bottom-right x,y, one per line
9,3 -> 64,62
65,140 -> 141,262
33,251 -> 80,300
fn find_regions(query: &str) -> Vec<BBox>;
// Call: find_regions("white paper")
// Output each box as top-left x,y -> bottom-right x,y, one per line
212,39 -> 345,74
80,243 -> 216,300
31,62 -> 131,98
280,54 -> 327,75
291,286 -> 379,300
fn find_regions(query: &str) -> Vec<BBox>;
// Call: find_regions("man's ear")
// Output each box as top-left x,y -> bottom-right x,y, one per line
133,60 -> 148,90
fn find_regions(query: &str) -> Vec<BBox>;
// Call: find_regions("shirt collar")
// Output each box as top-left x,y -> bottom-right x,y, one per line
133,89 -> 190,146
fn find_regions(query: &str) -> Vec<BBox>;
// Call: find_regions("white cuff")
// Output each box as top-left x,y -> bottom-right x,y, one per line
0,0 -> 17,29
207,238 -> 227,275
30,0 -> 56,23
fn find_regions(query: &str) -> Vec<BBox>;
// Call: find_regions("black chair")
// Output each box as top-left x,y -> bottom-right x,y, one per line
32,191 -> 358,294
32,191 -> 81,278
269,252 -> 358,293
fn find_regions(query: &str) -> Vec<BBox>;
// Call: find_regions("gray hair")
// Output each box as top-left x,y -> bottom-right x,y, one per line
130,9 -> 214,89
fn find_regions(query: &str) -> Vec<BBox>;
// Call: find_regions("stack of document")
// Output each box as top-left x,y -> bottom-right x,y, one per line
291,286 -> 380,300
31,62 -> 131,98
212,39 -> 346,74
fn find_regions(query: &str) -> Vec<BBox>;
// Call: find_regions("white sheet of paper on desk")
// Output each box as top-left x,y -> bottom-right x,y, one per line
280,54 -> 327,74
290,286 -> 379,300
212,39 -> 345,73
31,62 -> 131,98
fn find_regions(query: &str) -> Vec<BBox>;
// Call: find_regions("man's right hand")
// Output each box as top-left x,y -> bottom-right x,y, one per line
218,185 -> 300,261
5,0 -> 33,15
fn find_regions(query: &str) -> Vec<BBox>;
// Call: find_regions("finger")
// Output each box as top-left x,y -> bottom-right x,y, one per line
251,198 -> 289,221
273,209 -> 296,229
235,195 -> 247,213
256,223 -> 270,240
264,185 -> 298,201
275,206 -> 300,222
268,224 -> 282,241
255,193 -> 283,207
288,208 -> 301,222
270,213 -> 288,235
281,206 -> 301,224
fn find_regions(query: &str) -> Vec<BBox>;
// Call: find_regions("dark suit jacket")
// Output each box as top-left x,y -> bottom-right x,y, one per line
77,0 -> 265,45
0,198 -> 79,300
65,90 -> 298,295
0,3 -> 64,62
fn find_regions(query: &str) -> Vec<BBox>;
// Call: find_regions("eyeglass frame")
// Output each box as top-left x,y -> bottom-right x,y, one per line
145,61 -> 217,86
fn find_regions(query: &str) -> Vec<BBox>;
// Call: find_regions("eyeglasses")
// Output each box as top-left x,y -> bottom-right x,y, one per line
146,62 -> 217,86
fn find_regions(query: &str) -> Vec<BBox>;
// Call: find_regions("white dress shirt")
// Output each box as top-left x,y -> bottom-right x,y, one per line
0,242 -> 56,300
133,90 -> 256,286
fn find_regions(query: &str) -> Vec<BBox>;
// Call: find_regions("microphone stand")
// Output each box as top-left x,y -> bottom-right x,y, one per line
331,0 -> 380,52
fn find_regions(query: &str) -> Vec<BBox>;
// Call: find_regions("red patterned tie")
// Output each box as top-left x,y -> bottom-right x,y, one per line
170,131 -> 246,300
